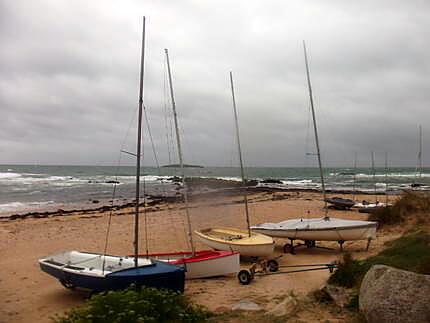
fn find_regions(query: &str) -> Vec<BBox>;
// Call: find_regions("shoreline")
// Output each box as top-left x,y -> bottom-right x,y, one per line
0,186 -> 398,221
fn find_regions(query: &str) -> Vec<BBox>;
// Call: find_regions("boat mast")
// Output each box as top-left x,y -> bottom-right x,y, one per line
371,151 -> 376,203
134,16 -> 146,267
303,41 -> 328,218
419,125 -> 423,179
229,71 -> 251,237
352,152 -> 357,202
164,48 -> 195,255
385,152 -> 389,205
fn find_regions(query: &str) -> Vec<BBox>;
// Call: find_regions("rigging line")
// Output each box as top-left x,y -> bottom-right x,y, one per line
102,152 -> 124,274
165,48 -> 195,254
229,71 -> 251,237
102,84 -> 141,274
142,141 -> 149,258
143,103 -> 161,173
160,52 -> 188,249
303,41 -> 328,218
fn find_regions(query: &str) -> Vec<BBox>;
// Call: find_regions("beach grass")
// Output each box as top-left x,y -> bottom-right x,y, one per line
328,231 -> 430,288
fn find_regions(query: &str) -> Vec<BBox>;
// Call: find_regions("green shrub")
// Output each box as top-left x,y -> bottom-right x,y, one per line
329,232 -> 430,288
328,253 -> 366,288
53,287 -> 211,323
345,294 -> 359,311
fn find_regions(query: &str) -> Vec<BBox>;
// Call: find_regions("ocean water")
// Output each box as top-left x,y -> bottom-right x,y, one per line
0,164 -> 428,215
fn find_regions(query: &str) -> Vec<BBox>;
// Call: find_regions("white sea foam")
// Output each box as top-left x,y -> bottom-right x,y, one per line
0,202 -> 25,211
281,179 -> 314,185
213,176 -> 242,182
355,172 -> 430,178
0,200 -> 55,213
0,172 -> 22,179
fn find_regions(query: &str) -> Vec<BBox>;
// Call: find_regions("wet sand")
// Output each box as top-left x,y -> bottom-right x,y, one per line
0,191 -> 401,323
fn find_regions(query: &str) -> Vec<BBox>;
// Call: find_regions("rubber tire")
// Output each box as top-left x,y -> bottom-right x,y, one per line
305,240 -> 316,248
267,259 -> 279,272
283,243 -> 294,254
238,270 -> 252,285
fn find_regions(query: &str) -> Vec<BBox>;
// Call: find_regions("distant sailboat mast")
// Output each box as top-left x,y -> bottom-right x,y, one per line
134,16 -> 146,267
385,152 -> 389,205
164,48 -> 196,255
418,125 -> 423,179
371,151 -> 376,203
352,152 -> 357,202
303,41 -> 328,218
229,71 -> 251,237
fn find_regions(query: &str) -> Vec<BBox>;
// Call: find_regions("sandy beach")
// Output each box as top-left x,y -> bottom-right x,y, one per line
0,191 -> 403,323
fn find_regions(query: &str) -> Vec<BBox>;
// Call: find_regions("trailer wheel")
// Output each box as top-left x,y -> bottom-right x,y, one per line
305,240 -> 316,248
238,270 -> 253,285
283,243 -> 294,254
267,259 -> 279,272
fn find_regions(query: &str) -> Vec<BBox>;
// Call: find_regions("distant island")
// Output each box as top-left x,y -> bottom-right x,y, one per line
161,164 -> 204,168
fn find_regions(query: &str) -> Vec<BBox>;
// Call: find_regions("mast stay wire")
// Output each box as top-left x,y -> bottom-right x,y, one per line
102,105 -> 139,273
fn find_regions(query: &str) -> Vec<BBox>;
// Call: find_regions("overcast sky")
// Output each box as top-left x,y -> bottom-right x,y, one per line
1,0 -> 429,167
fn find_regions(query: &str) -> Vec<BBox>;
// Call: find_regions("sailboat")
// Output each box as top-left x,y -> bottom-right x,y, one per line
194,72 -> 275,258
251,42 -> 377,252
325,154 -> 356,209
135,49 -> 240,279
38,17 -> 185,293
355,151 -> 389,212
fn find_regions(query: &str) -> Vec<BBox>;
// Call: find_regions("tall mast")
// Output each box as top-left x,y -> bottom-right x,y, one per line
385,152 -> 388,205
303,41 -> 328,218
164,48 -> 195,255
134,16 -> 146,267
229,72 -> 251,237
352,152 -> 357,202
419,125 -> 423,178
371,151 -> 376,203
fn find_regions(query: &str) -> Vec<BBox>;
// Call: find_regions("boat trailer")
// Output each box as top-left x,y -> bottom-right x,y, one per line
237,258 -> 337,285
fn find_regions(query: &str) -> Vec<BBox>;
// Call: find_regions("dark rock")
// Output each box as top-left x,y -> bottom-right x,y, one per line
360,265 -> 430,323
92,200 -> 99,204
260,178 -> 283,184
105,180 -> 120,184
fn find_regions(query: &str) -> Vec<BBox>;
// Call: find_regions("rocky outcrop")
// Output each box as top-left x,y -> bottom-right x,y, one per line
359,265 -> 430,323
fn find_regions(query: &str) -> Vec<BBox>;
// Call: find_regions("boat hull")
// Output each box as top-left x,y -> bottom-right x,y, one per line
194,228 -> 274,257
325,197 -> 355,209
39,251 -> 185,292
145,250 -> 240,279
251,218 -> 377,241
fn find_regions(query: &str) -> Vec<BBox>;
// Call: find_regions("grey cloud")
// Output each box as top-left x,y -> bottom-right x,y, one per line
1,0 -> 429,167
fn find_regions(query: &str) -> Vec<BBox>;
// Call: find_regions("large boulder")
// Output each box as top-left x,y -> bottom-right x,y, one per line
359,265 -> 430,323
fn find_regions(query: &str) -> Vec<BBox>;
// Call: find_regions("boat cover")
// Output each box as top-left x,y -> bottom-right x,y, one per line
251,217 -> 377,231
